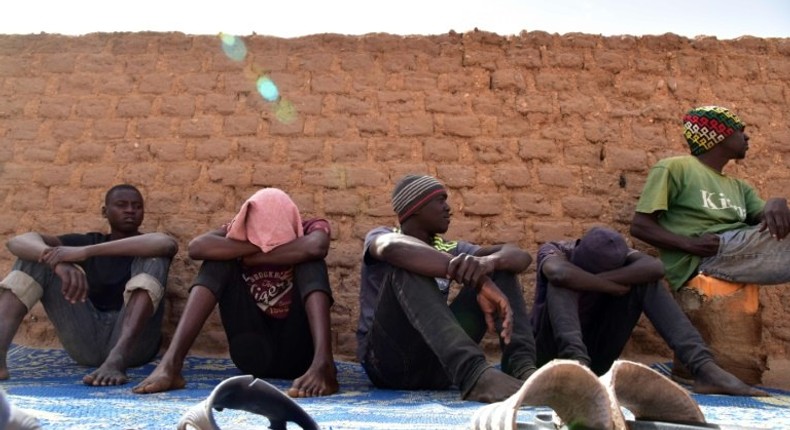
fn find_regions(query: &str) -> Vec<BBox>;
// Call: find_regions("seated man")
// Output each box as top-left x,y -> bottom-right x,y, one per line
357,174 -> 537,403
133,188 -> 338,398
532,226 -> 765,396
631,105 -> 790,291
0,184 -> 177,386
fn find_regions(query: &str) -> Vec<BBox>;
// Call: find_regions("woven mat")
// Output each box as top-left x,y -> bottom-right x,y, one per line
2,345 -> 789,429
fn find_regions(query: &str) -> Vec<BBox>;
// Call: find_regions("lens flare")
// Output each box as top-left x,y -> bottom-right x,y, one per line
256,76 -> 279,102
219,33 -> 247,62
218,33 -> 298,123
273,99 -> 297,124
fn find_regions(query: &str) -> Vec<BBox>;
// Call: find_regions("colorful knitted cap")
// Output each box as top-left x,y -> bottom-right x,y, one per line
682,106 -> 744,155
391,175 -> 446,223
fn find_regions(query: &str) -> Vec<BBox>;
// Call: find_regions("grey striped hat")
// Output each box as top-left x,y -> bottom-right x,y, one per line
391,175 -> 446,223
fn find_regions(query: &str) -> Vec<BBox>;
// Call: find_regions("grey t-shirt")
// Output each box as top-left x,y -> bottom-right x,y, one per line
355,226 -> 480,361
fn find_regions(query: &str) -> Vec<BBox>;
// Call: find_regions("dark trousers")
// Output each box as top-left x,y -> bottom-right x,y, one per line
534,281 -> 713,376
361,267 -> 536,397
12,257 -> 169,367
195,259 -> 332,379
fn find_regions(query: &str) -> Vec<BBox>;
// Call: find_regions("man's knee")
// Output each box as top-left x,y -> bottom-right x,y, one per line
294,260 -> 333,304
294,259 -> 330,285
490,270 -> 522,293
389,266 -> 436,289
123,273 -> 164,311
0,269 -> 44,311
131,257 -> 171,284
125,257 -> 171,311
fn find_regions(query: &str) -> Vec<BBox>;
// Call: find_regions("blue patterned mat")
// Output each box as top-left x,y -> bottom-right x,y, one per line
2,345 -> 789,429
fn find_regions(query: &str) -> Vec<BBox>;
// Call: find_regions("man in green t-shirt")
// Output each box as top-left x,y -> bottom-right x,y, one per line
631,105 -> 790,290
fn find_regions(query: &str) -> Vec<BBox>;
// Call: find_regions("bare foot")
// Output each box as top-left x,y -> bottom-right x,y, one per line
132,363 -> 186,394
464,367 -> 523,403
286,361 -> 338,398
83,361 -> 129,386
693,362 -> 769,397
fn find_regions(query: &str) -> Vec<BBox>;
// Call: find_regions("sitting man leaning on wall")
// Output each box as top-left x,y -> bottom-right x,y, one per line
133,188 -> 338,398
357,174 -> 539,403
532,226 -> 765,396
631,105 -> 790,294
0,184 -> 178,386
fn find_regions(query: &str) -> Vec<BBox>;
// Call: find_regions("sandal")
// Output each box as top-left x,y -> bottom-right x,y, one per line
177,375 -> 319,430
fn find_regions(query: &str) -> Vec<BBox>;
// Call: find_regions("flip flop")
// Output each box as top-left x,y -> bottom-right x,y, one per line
602,360 -> 706,425
177,375 -> 319,430
469,359 -> 715,430
470,359 -> 622,430
0,388 -> 42,430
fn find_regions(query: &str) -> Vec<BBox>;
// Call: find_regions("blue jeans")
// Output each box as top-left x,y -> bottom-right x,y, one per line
9,257 -> 169,367
361,267 -> 536,397
699,226 -> 790,284
534,280 -> 713,376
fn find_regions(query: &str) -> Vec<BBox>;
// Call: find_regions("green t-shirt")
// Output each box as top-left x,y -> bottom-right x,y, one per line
635,155 -> 765,289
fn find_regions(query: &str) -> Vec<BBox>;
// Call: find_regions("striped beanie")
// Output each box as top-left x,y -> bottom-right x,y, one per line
682,106 -> 744,155
392,175 -> 446,223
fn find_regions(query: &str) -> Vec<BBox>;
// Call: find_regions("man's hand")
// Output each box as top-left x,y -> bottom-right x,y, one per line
40,246 -> 89,267
53,263 -> 88,304
759,198 -> 790,240
683,234 -> 720,257
447,253 -> 495,287
476,279 -> 513,344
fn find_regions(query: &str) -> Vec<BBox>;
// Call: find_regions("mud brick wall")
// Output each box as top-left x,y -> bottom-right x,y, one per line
1,31 -> 788,363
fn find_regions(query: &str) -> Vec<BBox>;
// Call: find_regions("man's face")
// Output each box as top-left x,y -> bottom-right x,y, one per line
719,129 -> 750,160
103,189 -> 144,234
412,192 -> 451,234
